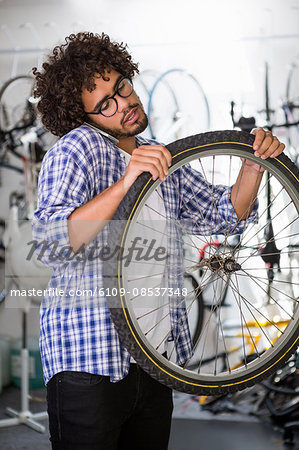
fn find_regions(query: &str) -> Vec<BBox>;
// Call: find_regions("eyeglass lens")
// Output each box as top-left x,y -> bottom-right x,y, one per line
101,78 -> 133,117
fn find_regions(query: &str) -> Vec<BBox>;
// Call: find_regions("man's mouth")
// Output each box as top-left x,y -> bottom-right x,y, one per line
124,107 -> 139,125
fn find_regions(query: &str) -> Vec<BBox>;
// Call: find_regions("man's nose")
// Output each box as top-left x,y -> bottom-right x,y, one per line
116,95 -> 131,113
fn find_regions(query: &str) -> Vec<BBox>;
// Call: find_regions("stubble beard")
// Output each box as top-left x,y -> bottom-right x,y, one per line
111,111 -> 148,139
89,102 -> 149,140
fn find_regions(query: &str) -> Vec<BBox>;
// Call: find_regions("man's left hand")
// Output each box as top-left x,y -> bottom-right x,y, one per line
251,127 -> 285,159
242,128 -> 286,173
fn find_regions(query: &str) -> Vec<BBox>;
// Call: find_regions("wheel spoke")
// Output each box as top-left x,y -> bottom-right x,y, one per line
228,278 -> 281,347
239,268 -> 297,310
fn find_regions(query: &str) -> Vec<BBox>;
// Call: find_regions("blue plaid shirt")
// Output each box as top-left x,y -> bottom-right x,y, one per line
33,123 -> 258,385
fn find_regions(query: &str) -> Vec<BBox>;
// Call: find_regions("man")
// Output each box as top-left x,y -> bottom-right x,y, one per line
32,32 -> 285,450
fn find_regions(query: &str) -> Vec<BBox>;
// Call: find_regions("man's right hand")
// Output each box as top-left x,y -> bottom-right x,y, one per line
121,145 -> 172,193
68,145 -> 172,251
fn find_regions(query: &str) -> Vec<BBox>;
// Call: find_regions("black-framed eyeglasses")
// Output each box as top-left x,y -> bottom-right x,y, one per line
84,76 -> 134,117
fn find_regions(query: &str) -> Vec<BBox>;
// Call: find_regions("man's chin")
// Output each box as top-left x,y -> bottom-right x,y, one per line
114,116 -> 149,139
88,114 -> 148,140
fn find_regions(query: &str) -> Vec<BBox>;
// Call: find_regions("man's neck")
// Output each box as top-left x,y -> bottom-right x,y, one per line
117,136 -> 136,155
84,121 -> 137,153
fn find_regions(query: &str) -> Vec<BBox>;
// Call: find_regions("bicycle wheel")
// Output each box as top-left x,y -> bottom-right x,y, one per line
103,130 -> 299,395
284,59 -> 299,163
147,68 -> 210,142
134,70 -> 180,140
286,60 -> 299,107
282,60 -> 299,163
0,75 -> 35,133
0,75 -> 57,153
264,356 -> 299,419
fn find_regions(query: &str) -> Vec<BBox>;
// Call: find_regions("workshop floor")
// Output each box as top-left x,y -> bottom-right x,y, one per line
0,385 -> 298,450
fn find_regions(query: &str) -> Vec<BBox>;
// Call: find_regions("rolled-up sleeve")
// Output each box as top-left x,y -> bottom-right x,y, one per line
178,164 -> 259,235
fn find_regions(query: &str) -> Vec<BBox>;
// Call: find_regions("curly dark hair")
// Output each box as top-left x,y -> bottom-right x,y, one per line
32,32 -> 139,137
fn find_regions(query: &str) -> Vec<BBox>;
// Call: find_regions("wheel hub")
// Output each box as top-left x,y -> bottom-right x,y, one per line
205,256 -> 241,273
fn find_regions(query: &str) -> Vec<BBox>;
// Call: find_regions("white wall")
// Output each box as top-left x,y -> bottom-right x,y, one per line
0,0 -> 298,338
1,0 -> 298,106
0,0 -> 297,198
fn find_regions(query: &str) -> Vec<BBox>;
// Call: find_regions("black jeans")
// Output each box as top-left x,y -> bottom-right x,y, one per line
46,363 -> 173,450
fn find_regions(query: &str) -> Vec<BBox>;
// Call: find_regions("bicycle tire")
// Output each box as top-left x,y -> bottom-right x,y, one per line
134,69 -> 180,141
285,60 -> 299,164
147,68 -> 210,142
0,75 -> 35,133
264,363 -> 299,418
0,75 -> 57,154
103,129 -> 299,395
286,61 -> 299,104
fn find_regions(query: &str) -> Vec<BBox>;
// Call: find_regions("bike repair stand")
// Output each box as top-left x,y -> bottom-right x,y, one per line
0,307 -> 47,433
